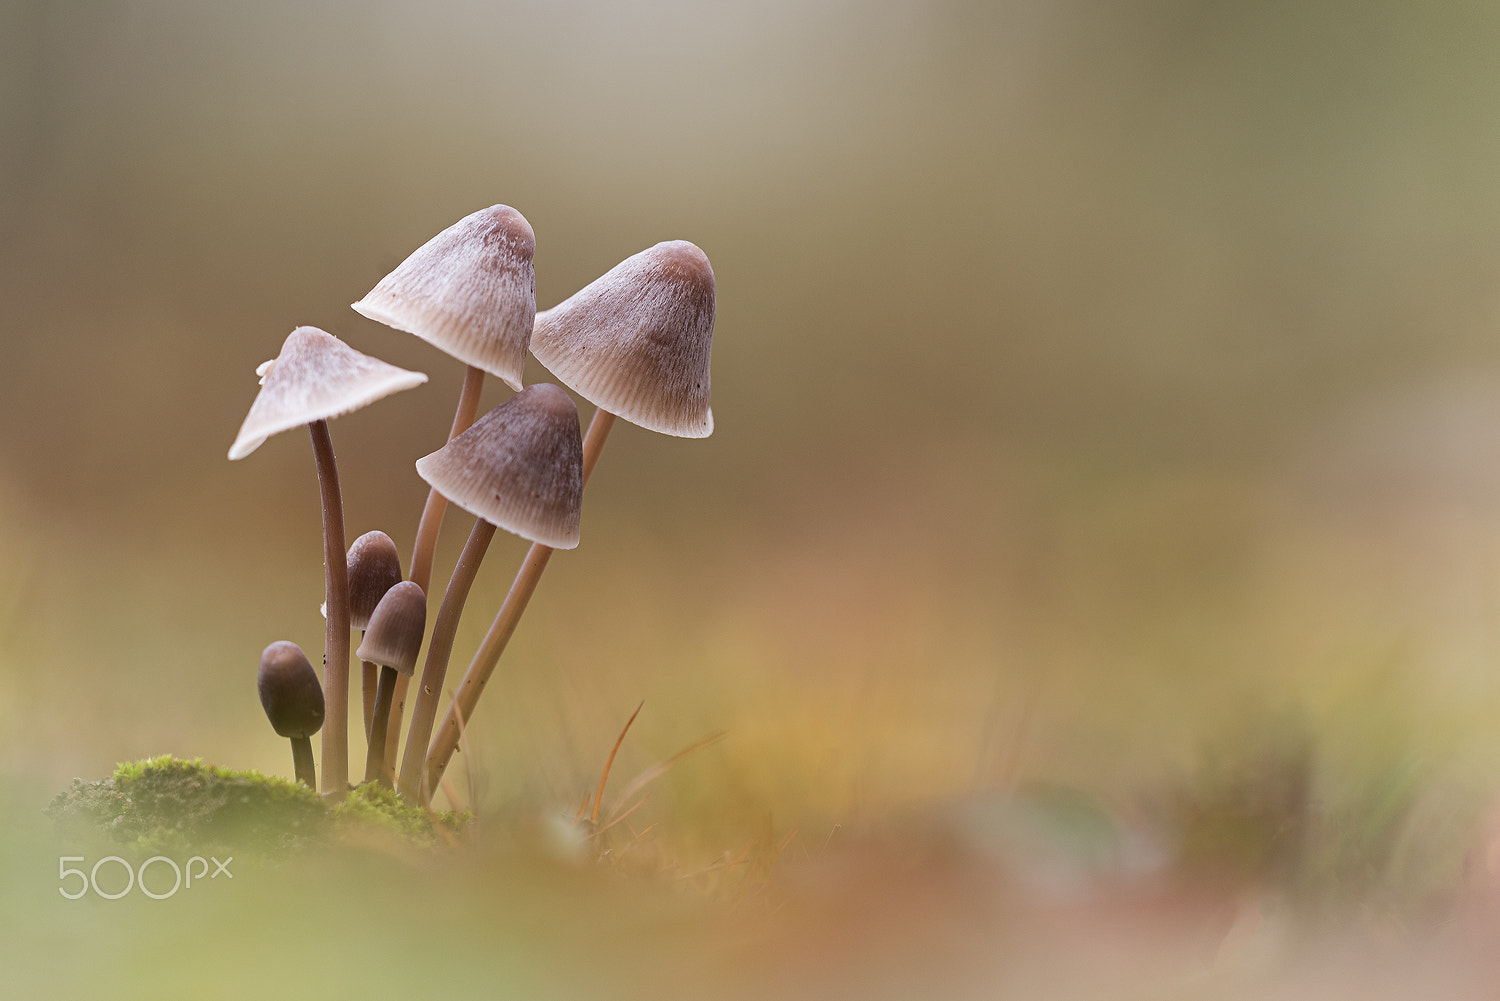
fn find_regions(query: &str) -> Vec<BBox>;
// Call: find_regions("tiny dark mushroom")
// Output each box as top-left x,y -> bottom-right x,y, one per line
258,641 -> 325,789
347,530 -> 404,742
348,530 -> 404,631
356,581 -> 427,788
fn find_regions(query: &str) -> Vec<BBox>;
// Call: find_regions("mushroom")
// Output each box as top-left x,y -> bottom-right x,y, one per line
396,383 -> 583,802
529,239 -> 714,439
356,580 -> 426,787
258,641 -> 325,788
421,241 -> 714,801
346,530 -> 403,742
351,205 -> 536,772
229,326 -> 427,796
351,204 -> 536,587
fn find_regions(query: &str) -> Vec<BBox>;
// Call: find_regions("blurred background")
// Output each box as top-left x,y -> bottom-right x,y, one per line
9,0 -> 1500,995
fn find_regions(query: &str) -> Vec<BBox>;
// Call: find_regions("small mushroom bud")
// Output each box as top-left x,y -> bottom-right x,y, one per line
347,530 -> 404,742
348,531 -> 404,631
357,582 -> 427,786
258,640 -> 325,788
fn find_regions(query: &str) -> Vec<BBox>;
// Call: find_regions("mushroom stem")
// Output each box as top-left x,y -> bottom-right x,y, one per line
581,407 -> 617,484
423,408 -> 616,801
424,542 -> 553,802
365,665 -> 400,787
397,517 -> 496,801
291,736 -> 317,788
409,365 -> 487,592
384,685 -> 407,776
308,418 -> 351,798
361,658 -> 377,740
388,364 -> 487,773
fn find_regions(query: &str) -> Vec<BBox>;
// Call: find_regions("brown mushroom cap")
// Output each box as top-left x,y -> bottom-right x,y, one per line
347,530 -> 403,631
354,581 -> 427,676
351,205 -> 537,391
228,326 -> 427,460
258,641 -> 326,739
529,240 -> 714,438
414,383 -> 583,549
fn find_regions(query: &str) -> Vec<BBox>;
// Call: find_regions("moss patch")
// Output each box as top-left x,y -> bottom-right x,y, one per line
47,756 -> 464,860
333,780 -> 468,847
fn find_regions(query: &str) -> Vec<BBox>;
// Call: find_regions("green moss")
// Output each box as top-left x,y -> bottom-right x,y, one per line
47,756 -> 464,860
333,781 -> 468,847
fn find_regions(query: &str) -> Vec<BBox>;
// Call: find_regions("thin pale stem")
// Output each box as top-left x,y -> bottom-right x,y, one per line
381,687 -> 409,778
409,365 -> 486,593
291,736 -> 316,789
388,364 -> 487,774
424,543 -> 552,802
423,408 -> 616,799
581,408 -> 617,484
383,680 -> 406,775
365,665 -> 399,787
397,517 -> 496,801
309,419 -> 350,797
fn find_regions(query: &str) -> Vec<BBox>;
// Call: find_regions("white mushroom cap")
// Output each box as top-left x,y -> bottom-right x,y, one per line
352,205 -> 536,391
529,240 -> 714,438
228,326 -> 428,460
414,384 -> 583,550
354,581 -> 427,677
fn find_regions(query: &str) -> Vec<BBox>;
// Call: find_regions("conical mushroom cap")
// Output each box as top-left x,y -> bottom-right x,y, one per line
355,581 -> 427,676
530,240 -> 714,438
415,384 -> 583,549
347,530 -> 403,631
258,641 -> 325,739
228,327 -> 427,460
352,205 -> 536,391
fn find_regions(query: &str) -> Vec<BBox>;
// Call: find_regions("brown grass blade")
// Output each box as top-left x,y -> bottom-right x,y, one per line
605,730 -> 727,823
446,686 -> 479,815
591,794 -> 649,837
591,700 -> 644,825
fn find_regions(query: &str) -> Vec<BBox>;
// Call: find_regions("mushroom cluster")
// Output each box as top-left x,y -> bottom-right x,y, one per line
230,205 -> 716,806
